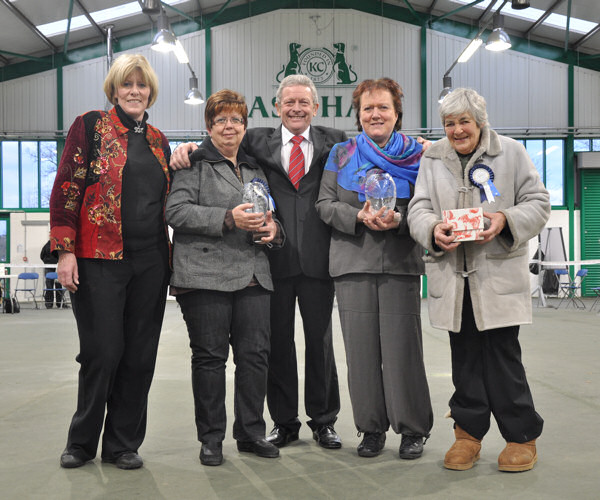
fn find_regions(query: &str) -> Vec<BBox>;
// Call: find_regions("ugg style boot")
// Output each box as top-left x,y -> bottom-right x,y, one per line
497,440 -> 537,472
444,425 -> 482,471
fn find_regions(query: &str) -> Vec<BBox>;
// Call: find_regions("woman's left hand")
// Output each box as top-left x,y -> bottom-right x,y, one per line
254,211 -> 276,244
361,203 -> 400,231
477,211 -> 506,244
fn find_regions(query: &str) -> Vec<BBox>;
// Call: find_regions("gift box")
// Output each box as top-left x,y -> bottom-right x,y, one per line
442,207 -> 484,242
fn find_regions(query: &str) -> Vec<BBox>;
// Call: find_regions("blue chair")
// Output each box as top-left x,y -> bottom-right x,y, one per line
42,271 -> 70,309
13,272 -> 39,309
557,269 -> 588,309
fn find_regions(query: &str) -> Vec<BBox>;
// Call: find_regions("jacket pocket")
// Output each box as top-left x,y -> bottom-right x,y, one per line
485,248 -> 528,295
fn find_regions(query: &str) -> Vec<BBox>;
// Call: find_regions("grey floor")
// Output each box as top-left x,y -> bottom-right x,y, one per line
1,296 -> 599,500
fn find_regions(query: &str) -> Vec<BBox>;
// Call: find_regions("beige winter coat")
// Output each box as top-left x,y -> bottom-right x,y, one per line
407,126 -> 550,331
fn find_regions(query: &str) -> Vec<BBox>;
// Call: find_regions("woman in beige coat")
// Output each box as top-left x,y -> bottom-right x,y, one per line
408,88 -> 550,472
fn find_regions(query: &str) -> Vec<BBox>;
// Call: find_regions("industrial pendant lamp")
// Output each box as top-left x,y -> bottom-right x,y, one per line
511,0 -> 530,10
486,14 -> 511,52
438,76 -> 453,103
151,8 -> 176,53
142,0 -> 161,14
185,73 -> 204,105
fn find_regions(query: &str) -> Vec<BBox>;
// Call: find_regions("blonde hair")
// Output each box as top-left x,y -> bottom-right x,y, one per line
103,53 -> 159,108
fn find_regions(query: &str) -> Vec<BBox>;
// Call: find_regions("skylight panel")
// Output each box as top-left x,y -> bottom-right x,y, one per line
448,0 -> 596,35
37,0 -> 188,38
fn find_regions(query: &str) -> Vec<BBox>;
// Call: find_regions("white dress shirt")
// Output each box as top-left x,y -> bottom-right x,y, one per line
280,126 -> 313,174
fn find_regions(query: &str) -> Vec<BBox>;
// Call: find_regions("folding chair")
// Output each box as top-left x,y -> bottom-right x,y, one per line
42,271 -> 70,309
13,272 -> 39,309
590,287 -> 600,312
557,269 -> 588,309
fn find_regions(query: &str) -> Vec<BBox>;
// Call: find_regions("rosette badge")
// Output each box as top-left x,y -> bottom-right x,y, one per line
364,169 -> 396,214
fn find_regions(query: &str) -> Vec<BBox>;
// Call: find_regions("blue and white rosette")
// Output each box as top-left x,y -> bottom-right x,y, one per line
469,164 -> 500,203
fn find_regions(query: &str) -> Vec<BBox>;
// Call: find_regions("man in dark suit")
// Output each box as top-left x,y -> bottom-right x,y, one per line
171,75 -> 346,449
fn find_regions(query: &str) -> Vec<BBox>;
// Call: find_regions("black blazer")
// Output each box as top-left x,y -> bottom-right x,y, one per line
242,125 -> 347,280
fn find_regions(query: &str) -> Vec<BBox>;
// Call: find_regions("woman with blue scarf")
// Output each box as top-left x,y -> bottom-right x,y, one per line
316,78 -> 433,460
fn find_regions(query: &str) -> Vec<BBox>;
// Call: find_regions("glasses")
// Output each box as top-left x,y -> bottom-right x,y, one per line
213,117 -> 244,126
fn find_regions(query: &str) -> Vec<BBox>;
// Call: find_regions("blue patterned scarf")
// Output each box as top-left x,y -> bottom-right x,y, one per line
324,131 -> 423,200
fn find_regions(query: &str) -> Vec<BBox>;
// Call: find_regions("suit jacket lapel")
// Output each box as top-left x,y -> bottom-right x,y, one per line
309,127 -> 325,170
213,161 -> 243,191
267,127 -> 284,174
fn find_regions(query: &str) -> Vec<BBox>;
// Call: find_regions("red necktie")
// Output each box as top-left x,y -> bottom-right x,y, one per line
288,135 -> 305,190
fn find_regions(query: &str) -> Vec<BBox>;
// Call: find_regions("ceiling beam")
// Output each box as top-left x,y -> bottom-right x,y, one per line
0,0 -> 58,53
0,49 -> 48,62
572,23 -> 600,50
523,0 -> 565,37
75,0 -> 106,40
430,0 -> 486,25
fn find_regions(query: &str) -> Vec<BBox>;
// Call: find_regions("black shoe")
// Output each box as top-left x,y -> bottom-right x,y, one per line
237,439 -> 280,458
399,435 -> 424,460
60,449 -> 90,469
200,442 -> 223,466
357,432 -> 386,458
265,425 -> 299,448
313,424 -> 342,449
102,452 -> 143,470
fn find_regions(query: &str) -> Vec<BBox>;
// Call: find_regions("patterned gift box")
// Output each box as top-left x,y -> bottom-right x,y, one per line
442,207 -> 484,242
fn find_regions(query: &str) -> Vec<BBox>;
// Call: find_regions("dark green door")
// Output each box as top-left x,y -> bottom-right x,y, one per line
580,170 -> 600,296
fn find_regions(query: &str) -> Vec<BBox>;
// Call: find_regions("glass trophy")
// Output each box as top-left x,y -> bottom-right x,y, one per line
364,169 -> 396,214
242,181 -> 270,243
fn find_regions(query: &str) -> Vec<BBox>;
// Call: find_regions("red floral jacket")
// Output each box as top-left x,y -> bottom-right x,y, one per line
50,107 -> 171,259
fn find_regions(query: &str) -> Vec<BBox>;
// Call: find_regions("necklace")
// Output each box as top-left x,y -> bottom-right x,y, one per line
134,120 -> 144,134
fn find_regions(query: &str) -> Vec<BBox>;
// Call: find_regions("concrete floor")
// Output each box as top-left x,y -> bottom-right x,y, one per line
1,297 -> 599,500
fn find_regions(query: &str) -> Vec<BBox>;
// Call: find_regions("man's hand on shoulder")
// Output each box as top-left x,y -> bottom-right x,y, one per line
170,142 -> 199,170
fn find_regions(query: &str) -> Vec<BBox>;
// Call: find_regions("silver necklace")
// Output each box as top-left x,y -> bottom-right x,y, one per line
134,120 -> 144,133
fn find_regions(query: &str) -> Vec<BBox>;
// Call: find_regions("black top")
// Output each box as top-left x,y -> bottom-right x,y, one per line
117,105 -> 167,253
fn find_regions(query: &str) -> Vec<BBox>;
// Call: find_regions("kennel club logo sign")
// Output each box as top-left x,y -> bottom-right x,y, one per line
276,42 -> 358,86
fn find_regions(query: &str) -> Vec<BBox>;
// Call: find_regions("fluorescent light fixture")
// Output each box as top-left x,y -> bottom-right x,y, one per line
185,77 -> 204,105
174,39 -> 189,64
457,38 -> 483,63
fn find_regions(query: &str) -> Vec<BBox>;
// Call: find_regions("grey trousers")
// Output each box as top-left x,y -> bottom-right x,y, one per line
335,274 -> 433,437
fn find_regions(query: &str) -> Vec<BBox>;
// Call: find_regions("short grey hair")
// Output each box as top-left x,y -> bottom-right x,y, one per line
276,75 -> 319,106
439,87 -> 488,127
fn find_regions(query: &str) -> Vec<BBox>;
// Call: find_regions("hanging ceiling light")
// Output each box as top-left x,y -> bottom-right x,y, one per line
151,9 -> 176,53
486,14 -> 511,52
457,38 -> 483,63
511,0 -> 530,10
185,75 -> 204,105
438,76 -> 453,103
173,39 -> 189,64
141,0 -> 161,14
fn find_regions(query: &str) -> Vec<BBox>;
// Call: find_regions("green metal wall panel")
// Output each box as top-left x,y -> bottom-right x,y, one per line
580,169 -> 600,296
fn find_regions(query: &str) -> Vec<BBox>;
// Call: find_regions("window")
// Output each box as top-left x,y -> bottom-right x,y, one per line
0,140 -> 58,209
0,217 -> 7,262
523,138 -> 564,206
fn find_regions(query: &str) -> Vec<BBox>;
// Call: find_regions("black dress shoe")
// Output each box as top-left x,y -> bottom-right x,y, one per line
399,435 -> 424,460
200,442 -> 223,466
237,439 -> 280,458
102,452 -> 143,470
357,432 -> 386,458
313,424 -> 342,449
266,425 -> 299,448
60,449 -> 90,469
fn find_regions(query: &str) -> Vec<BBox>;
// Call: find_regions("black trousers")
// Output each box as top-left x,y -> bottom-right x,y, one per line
66,245 -> 169,460
449,285 -> 544,443
177,286 -> 271,444
267,274 -> 340,432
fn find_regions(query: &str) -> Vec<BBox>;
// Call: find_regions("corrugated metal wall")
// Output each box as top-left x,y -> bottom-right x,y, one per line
211,10 -> 422,133
427,30 -> 568,131
0,9 -> 599,136
0,69 -> 57,133
574,67 -> 600,134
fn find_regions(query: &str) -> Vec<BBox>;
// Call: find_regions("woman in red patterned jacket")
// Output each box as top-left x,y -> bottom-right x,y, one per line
50,54 -> 171,470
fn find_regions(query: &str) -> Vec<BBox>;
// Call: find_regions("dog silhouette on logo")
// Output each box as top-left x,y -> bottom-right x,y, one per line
333,43 -> 357,84
277,43 -> 302,82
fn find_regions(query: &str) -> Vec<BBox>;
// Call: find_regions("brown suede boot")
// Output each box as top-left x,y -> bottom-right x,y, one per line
444,425 -> 482,471
498,440 -> 537,472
